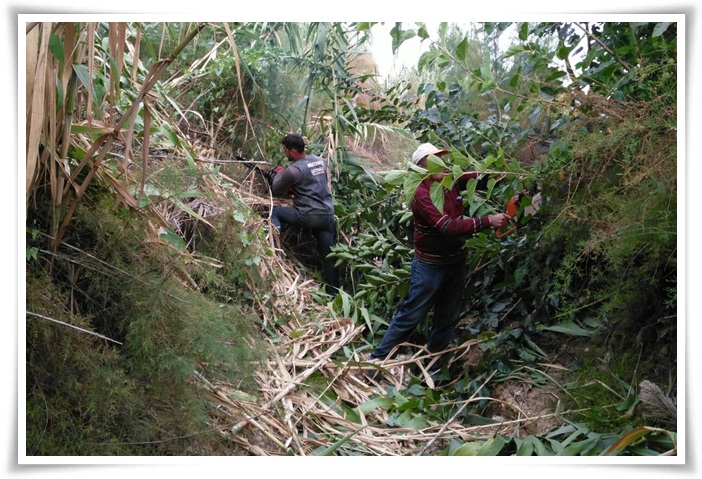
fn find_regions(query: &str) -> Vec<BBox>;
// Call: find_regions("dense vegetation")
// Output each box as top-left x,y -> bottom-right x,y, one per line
24,20 -> 678,456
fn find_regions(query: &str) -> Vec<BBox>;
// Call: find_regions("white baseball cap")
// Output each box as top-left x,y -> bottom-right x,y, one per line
411,143 -> 450,165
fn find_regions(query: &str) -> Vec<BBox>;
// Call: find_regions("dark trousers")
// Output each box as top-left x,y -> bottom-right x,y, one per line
271,206 -> 339,295
371,256 -> 465,360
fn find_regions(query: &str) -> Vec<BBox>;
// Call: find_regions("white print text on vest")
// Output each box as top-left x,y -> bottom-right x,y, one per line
307,160 -> 326,176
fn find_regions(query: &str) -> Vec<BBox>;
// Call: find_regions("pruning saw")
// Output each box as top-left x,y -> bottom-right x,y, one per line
496,191 -> 542,238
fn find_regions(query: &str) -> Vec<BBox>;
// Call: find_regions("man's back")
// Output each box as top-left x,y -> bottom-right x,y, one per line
289,154 -> 334,216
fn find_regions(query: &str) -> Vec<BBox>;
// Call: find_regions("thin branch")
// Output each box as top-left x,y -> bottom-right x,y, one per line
573,22 -> 634,72
27,311 -> 123,345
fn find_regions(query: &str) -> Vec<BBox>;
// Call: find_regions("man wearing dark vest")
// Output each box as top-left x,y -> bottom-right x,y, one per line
270,133 -> 339,295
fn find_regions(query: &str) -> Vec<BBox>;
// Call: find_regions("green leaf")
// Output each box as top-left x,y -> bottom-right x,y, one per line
26,247 -> 39,262
378,169 -> 406,186
524,336 -> 548,359
359,306 -> 373,332
517,436 -> 552,456
537,322 -> 597,337
540,85 -> 557,97
451,165 -> 464,184
358,396 -> 393,414
340,290 -> 351,317
478,436 -> 508,455
390,23 -> 416,54
451,150 -> 470,168
48,33 -> 64,64
456,37 -> 468,61
558,437 -> 598,456
652,22 -> 671,37
169,196 -> 214,228
418,50 -> 439,72
480,55 -> 493,84
405,383 -> 425,396
403,416 -> 428,429
516,436 -> 535,456
429,182 -> 445,213
463,178 -> 478,202
314,426 -> 366,456
601,427 -> 653,456
529,105 -> 542,125
159,228 -> 187,251
408,162 -> 428,174
426,153 -> 447,173
451,442 -> 483,456
72,63 -> 91,94
486,177 -> 496,200
545,69 -> 567,82
440,175 -> 453,190
70,124 -> 114,137
403,172 -> 425,202
557,42 -> 571,60
509,72 -> 521,88
504,45 -> 528,58
518,22 -> 529,41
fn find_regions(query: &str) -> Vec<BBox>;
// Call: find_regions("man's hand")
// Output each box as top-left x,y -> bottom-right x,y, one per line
488,213 -> 512,229
267,166 -> 286,185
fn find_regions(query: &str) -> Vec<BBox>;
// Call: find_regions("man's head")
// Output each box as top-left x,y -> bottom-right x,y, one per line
282,133 -> 306,152
411,143 -> 450,167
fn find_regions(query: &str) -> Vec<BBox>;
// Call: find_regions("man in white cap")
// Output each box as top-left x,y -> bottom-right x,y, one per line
368,143 -> 511,371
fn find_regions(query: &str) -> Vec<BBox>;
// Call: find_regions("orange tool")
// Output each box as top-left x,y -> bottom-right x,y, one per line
495,195 -> 519,238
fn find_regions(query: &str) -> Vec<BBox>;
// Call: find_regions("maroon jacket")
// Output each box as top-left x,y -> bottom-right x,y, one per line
411,171 -> 491,264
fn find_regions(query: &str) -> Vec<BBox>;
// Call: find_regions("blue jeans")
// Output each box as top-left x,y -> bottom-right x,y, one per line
271,206 -> 339,295
371,256 -> 466,359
